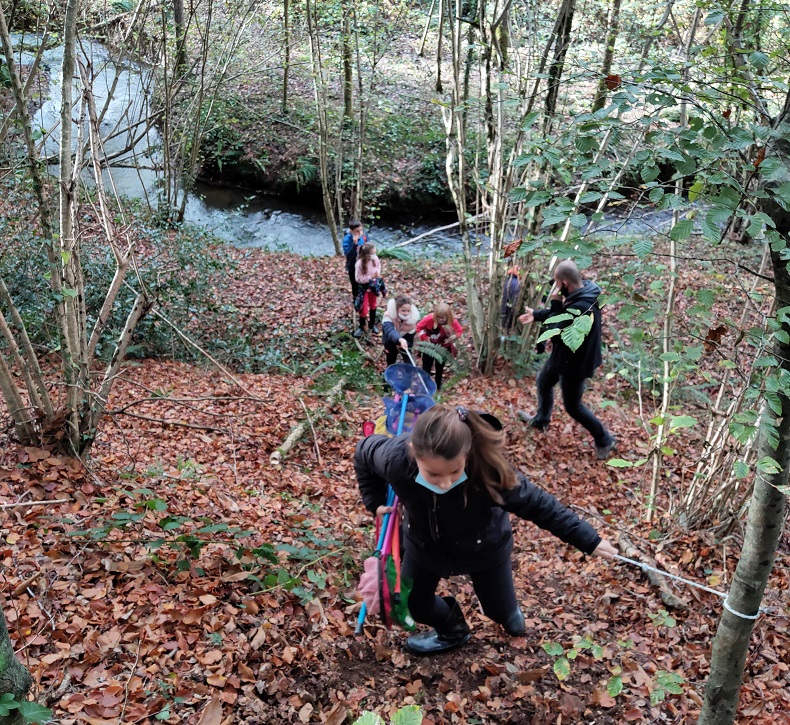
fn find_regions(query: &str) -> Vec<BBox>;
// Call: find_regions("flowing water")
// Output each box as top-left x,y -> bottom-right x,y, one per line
12,35 -> 675,257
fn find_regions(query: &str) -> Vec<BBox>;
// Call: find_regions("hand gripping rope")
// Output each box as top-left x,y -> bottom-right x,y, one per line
613,554 -> 765,621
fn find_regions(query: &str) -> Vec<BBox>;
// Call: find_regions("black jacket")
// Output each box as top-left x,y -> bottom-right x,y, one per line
533,280 -> 603,379
355,434 -> 601,576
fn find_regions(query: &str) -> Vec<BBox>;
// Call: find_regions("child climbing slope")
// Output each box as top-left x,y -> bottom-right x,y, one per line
355,404 -> 616,655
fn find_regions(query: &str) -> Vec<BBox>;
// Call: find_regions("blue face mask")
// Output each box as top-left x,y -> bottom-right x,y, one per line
415,471 -> 468,495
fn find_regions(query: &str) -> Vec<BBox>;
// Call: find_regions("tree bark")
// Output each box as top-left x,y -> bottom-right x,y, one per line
0,606 -> 32,725
342,0 -> 353,119
282,0 -> 290,113
698,135 -> 790,724
591,0 -> 622,112
543,0 -> 575,132
173,0 -> 188,79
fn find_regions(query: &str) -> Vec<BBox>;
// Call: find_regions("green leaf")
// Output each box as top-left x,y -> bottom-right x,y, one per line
669,218 -> 694,241
607,458 -> 634,468
756,456 -> 781,475
733,460 -> 750,479
353,713 -> 384,725
704,7 -> 724,25
648,187 -> 664,204
536,328 -> 561,344
17,701 -> 53,724
553,657 -> 571,681
764,392 -> 782,416
391,706 -> 424,725
524,190 -> 552,208
544,313 -> 574,325
561,313 -> 593,352
633,237 -> 654,259
61,287 -> 78,298
669,415 -> 697,431
607,675 -> 624,697
510,187 -> 528,202
772,182 -> 790,208
641,163 -> 660,183
688,179 -> 705,202
749,51 -> 770,70
542,641 -> 564,656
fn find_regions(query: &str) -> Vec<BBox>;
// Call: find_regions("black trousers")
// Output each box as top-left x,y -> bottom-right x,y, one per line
422,354 -> 445,391
384,333 -> 415,366
402,553 -> 519,629
534,362 -> 611,446
348,267 -> 359,301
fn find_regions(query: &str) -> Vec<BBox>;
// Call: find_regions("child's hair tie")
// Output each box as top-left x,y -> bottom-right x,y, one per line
456,406 -> 468,422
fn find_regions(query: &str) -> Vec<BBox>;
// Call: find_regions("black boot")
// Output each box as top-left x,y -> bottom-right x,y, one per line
353,315 -> 367,339
406,597 -> 471,656
502,607 -> 526,636
369,309 -> 380,335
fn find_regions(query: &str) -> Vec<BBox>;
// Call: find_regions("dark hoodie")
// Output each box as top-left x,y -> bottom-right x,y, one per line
533,280 -> 603,379
355,434 -> 601,576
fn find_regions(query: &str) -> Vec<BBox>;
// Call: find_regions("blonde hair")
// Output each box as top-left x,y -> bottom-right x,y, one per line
410,405 -> 516,504
433,302 -> 454,327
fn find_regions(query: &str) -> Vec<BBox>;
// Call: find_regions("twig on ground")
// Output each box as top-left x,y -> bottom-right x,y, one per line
0,499 -> 71,510
298,397 -> 322,466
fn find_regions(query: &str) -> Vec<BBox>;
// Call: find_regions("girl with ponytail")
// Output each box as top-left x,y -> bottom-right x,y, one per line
355,404 -> 616,655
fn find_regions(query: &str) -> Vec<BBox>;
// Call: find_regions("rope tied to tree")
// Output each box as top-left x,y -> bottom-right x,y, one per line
613,554 -> 765,621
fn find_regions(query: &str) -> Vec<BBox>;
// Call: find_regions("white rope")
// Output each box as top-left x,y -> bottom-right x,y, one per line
613,554 -> 763,621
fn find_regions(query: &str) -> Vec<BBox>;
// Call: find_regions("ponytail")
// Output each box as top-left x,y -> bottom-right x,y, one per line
411,405 -> 516,503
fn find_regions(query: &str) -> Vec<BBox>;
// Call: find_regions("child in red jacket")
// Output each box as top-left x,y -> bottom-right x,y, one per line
416,302 -> 463,391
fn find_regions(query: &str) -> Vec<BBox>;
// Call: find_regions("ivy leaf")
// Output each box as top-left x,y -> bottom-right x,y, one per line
17,702 -> 53,724
553,657 -> 571,681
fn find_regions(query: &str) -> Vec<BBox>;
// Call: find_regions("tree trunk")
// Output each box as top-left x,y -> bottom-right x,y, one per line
306,0 -> 341,253
698,133 -> 790,724
342,0 -> 353,119
591,0 -> 622,112
0,607 -> 32,725
543,0 -> 575,132
282,0 -> 290,113
173,0 -> 188,79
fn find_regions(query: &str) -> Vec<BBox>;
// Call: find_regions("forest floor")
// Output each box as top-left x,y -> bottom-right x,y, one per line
1,245 -> 789,725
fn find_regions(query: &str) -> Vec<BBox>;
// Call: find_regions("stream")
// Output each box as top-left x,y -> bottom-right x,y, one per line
12,35 -> 676,257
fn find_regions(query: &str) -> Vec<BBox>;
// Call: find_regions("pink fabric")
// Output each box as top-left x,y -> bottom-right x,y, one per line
355,255 -> 381,283
358,556 -> 380,615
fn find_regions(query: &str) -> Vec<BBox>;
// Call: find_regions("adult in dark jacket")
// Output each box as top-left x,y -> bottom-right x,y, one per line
355,404 -> 616,655
518,259 -> 615,459
342,220 -> 367,301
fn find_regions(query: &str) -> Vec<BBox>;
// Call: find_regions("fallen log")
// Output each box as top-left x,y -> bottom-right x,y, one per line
617,535 -> 689,610
269,377 -> 346,466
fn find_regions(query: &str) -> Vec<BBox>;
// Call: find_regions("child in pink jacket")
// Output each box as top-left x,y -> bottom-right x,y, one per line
354,243 -> 382,338
416,302 -> 463,390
